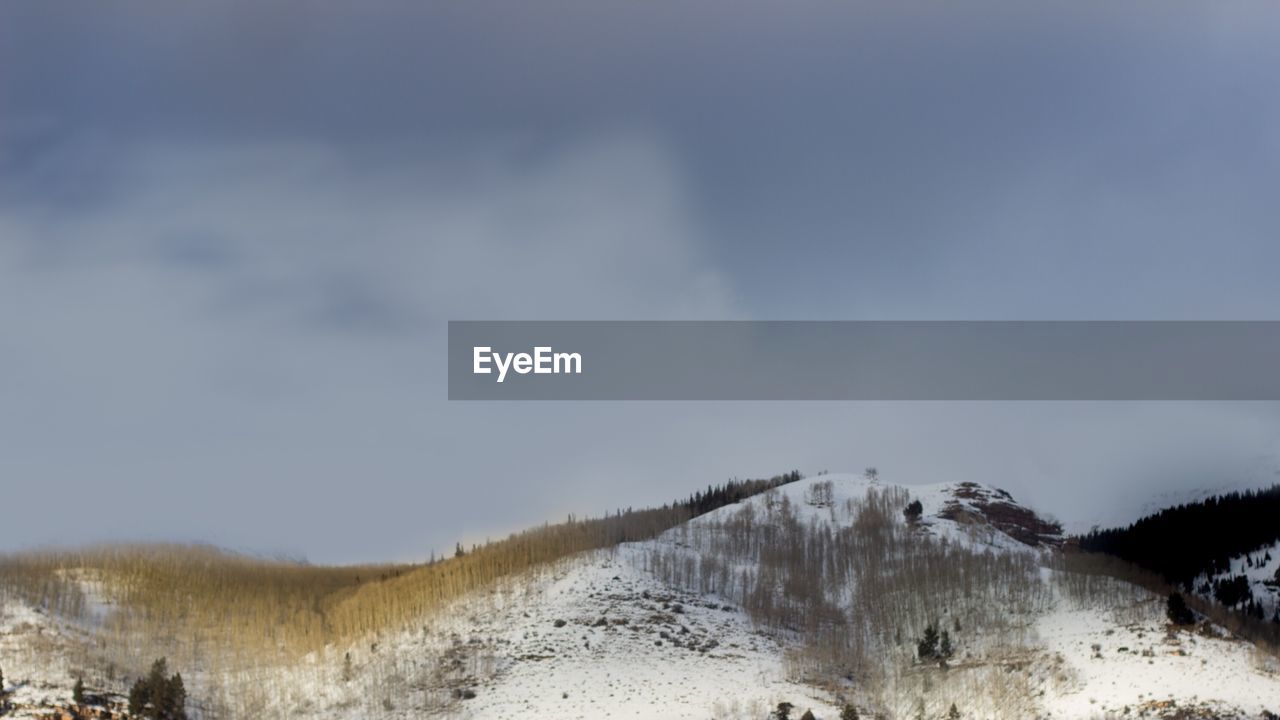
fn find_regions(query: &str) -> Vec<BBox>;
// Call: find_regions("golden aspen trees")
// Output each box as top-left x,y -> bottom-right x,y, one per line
0,504 -> 695,670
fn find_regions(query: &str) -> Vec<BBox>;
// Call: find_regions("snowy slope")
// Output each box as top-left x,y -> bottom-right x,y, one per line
1197,539 -> 1280,619
0,599 -> 119,719
453,550 -> 839,720
5,472 -> 1280,719
1035,583 -> 1280,718
445,475 -> 1280,719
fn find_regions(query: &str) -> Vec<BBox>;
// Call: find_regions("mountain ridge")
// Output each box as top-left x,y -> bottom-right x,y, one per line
3,471 -> 1280,719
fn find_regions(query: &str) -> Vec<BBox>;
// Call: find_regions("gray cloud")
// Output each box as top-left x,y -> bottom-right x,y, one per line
2,1 -> 1280,561
0,133 -> 738,561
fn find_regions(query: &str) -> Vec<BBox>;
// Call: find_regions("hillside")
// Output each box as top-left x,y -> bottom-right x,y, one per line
1078,485 -> 1280,641
3,473 -> 1280,719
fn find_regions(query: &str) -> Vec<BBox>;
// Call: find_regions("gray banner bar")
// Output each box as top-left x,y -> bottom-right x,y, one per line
447,321 -> 1280,400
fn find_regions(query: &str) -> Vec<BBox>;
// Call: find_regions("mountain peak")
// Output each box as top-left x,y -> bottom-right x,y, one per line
685,472 -> 1063,553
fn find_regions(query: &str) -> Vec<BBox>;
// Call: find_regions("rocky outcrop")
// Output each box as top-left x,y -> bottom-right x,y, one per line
939,482 -> 1064,548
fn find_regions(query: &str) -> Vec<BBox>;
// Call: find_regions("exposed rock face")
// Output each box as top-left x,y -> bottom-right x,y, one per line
939,482 -> 1064,548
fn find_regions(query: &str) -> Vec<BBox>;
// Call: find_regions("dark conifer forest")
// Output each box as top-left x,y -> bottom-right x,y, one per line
677,471 -> 803,519
1078,485 -> 1280,592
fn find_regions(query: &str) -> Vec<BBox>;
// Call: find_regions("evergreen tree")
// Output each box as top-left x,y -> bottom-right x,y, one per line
0,664 -> 5,694
917,624 -> 940,660
73,676 -> 85,704
167,673 -> 186,720
1166,592 -> 1195,626
840,704 -> 860,720
127,658 -> 188,720
1213,575 -> 1252,607
773,702 -> 794,720
940,630 -> 954,659
948,703 -> 962,719
904,500 -> 924,521
147,659 -> 171,715
129,680 -> 147,717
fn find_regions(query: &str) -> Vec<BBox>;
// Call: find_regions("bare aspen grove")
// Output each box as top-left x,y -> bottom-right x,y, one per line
642,482 -> 1056,717
1054,550 -> 1280,653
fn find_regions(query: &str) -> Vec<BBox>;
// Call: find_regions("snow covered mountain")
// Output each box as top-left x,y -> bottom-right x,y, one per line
3,472 -> 1280,719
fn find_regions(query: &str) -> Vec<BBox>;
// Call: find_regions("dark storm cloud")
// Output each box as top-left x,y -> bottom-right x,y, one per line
2,1 -> 1279,561
7,1 -> 1280,322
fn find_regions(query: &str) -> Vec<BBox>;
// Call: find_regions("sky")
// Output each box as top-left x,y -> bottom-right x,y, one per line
2,1 -> 1280,563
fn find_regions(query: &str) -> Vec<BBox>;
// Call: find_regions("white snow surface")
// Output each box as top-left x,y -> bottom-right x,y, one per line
451,550 -> 838,720
0,600 -> 105,719
1034,592 -> 1280,718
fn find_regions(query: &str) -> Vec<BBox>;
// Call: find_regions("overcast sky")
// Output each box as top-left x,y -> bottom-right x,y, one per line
3,2 -> 1280,563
